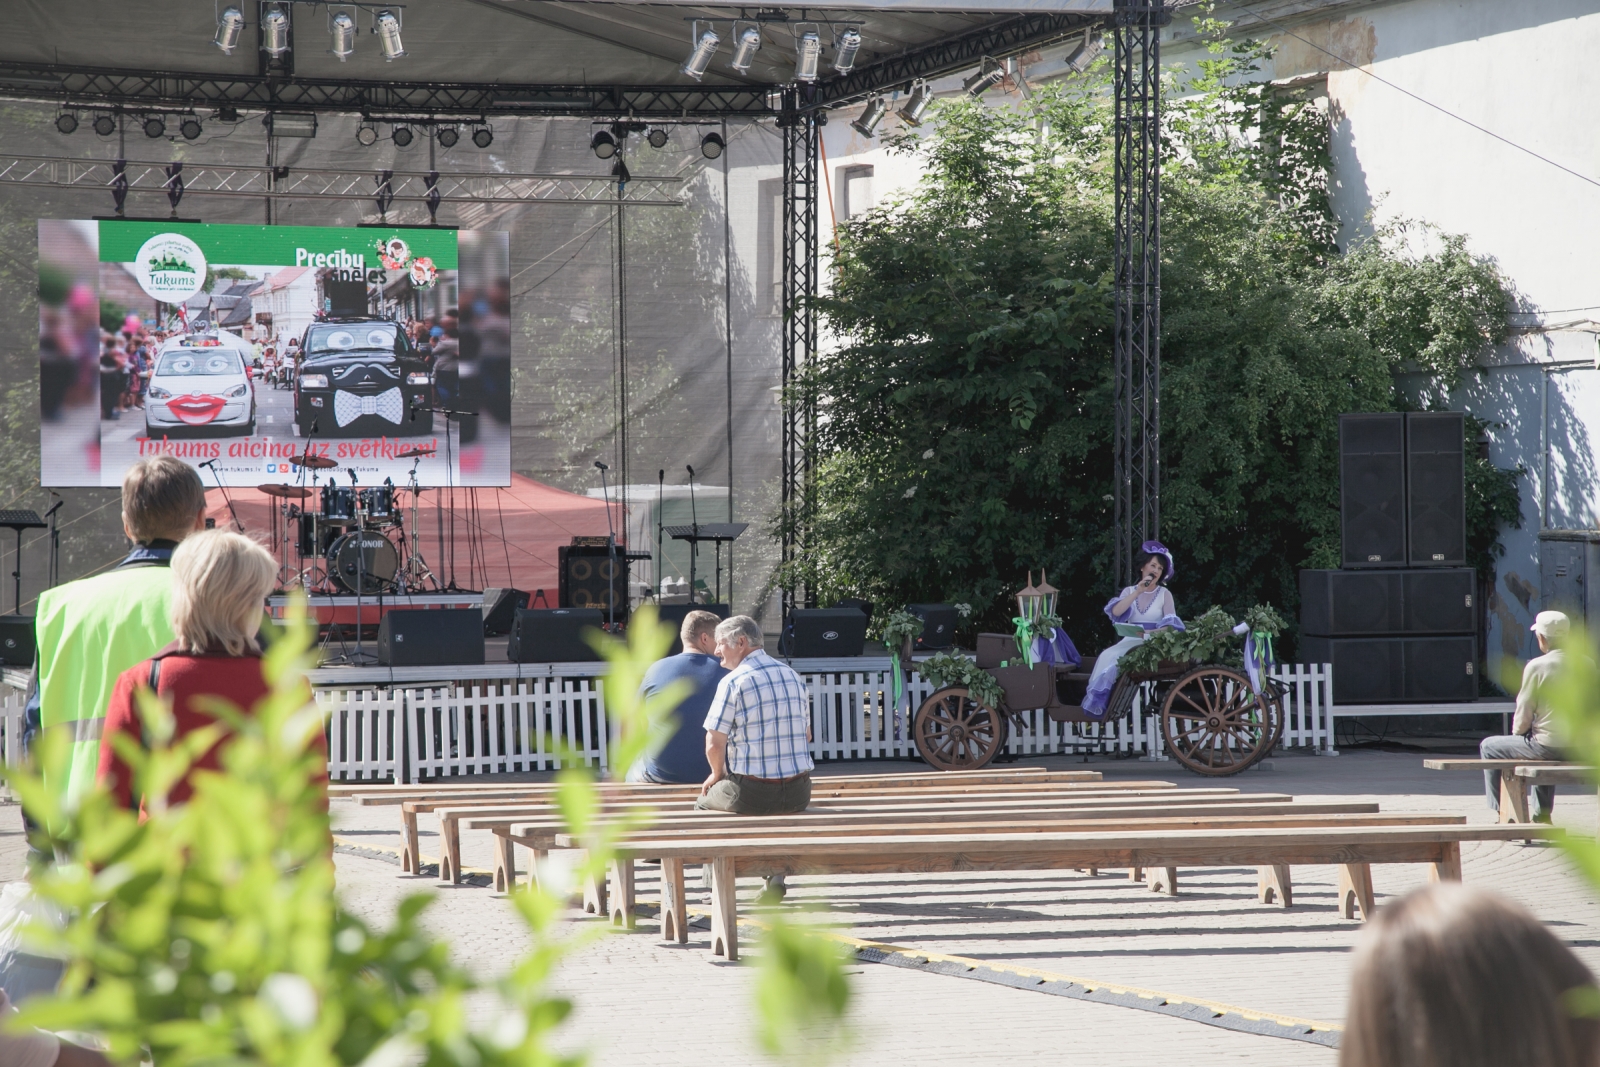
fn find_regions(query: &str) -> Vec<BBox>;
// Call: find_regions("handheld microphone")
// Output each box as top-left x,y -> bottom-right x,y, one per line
594,460 -> 609,471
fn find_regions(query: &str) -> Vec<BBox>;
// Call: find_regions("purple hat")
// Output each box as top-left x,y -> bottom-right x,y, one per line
1139,540 -> 1175,581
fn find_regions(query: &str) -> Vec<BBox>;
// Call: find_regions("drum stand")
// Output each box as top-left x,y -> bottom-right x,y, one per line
398,460 -> 437,594
327,491 -> 379,666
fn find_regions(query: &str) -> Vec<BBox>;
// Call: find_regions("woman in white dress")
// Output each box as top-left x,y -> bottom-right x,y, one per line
1080,541 -> 1184,718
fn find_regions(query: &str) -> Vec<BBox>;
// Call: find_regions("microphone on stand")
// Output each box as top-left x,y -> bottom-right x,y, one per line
198,459 -> 217,469
348,469 -> 358,485
594,460 -> 609,471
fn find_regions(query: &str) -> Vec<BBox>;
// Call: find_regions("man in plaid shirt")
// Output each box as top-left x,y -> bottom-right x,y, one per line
698,615 -> 814,816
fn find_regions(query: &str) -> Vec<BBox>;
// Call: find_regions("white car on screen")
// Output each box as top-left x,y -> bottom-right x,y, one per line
144,335 -> 256,437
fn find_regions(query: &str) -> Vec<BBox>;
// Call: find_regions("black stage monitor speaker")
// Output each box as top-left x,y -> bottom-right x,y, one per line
481,587 -> 529,637
559,546 -> 629,615
1406,412 -> 1466,567
508,608 -> 605,663
1340,413 -> 1407,568
833,598 -> 875,628
378,609 -> 485,667
1299,568 -> 1474,636
1299,635 -> 1476,704
906,603 -> 959,650
787,608 -> 868,658
657,602 -> 730,655
0,615 -> 33,667
1402,568 -> 1475,634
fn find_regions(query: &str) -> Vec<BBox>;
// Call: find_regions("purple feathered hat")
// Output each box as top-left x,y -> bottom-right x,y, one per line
1138,540 -> 1175,583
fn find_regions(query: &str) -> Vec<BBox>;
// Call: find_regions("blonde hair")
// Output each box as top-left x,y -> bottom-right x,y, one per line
680,609 -> 722,649
169,530 -> 277,655
1341,882 -> 1600,1067
122,456 -> 206,544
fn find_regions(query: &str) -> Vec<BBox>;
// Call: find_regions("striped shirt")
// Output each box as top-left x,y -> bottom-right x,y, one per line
703,649 -> 815,779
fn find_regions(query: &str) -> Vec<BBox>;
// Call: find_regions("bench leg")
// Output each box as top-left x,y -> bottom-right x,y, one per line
1338,863 -> 1376,921
1074,866 -> 1099,877
402,809 -> 420,874
493,833 -> 516,893
441,819 -> 464,884
1129,867 -> 1144,882
1500,775 -> 1531,824
1146,866 -> 1178,895
1256,865 -> 1292,908
660,859 -> 689,944
583,862 -> 608,916
709,857 -> 739,961
609,859 -> 637,928
521,844 -> 547,892
1430,841 -> 1463,883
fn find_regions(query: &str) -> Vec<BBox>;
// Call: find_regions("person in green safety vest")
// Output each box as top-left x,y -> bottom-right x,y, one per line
32,455 -> 208,812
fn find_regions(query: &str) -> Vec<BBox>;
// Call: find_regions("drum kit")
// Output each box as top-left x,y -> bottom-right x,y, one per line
258,445 -> 438,596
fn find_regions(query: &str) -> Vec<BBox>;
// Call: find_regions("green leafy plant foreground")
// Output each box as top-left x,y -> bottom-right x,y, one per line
915,651 -> 1006,712
1119,604 -> 1286,675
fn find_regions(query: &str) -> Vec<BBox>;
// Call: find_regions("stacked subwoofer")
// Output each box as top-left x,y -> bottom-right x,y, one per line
1299,413 -> 1477,704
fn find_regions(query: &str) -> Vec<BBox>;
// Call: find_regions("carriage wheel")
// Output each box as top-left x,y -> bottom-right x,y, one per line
913,687 -> 1005,771
1159,667 -> 1273,776
1260,678 -> 1287,753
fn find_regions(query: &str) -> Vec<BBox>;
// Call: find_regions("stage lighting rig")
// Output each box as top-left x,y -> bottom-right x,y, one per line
472,126 -> 493,148
330,10 -> 357,61
180,116 -> 204,140
143,115 -> 166,138
590,129 -> 618,159
375,9 -> 406,60
437,126 -> 459,148
646,126 -> 669,148
700,131 -> 725,159
267,112 -> 317,138
794,29 -> 821,82
833,27 -> 862,74
850,94 -> 886,139
681,25 -> 719,81
356,122 -> 379,146
1066,30 -> 1103,73
729,24 -> 760,73
262,5 -> 290,57
92,113 -> 116,136
391,124 -> 414,147
214,5 -> 245,54
897,79 -> 932,126
55,112 -> 78,134
963,58 -> 1004,97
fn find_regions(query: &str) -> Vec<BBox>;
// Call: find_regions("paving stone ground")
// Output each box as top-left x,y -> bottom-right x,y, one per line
6,749 -> 1599,1065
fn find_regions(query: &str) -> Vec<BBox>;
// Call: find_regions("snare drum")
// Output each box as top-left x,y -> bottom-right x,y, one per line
320,485 -> 357,523
358,485 -> 396,524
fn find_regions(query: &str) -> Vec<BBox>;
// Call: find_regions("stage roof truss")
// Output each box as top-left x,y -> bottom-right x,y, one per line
0,154 -> 683,207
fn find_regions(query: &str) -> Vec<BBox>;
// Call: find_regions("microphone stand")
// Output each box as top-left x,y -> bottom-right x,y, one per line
434,404 -> 478,592
44,495 -> 63,590
203,460 -> 245,532
596,462 -> 617,633
343,469 -> 377,665
686,464 -> 699,605
656,469 -> 664,602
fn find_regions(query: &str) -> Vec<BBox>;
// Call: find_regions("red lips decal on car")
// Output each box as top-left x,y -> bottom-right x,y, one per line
167,394 -> 227,425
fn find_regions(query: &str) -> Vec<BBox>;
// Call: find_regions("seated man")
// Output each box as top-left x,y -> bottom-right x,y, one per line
698,615 -> 814,815
1480,610 -> 1571,822
625,610 -> 728,784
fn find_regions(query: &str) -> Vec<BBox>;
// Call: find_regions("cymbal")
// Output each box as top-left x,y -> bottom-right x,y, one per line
259,484 -> 313,499
290,453 -> 338,470
395,446 -> 436,459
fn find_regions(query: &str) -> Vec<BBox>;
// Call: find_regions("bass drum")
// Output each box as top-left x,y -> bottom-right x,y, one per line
328,531 -> 399,594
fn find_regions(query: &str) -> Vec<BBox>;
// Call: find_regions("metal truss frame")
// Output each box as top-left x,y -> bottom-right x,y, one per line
1111,0 -> 1165,586
778,88 -> 820,621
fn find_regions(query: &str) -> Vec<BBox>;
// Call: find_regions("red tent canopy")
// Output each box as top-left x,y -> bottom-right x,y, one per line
206,472 -> 624,597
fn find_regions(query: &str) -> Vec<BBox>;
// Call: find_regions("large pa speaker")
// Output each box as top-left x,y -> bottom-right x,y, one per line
1299,568 -> 1474,636
1406,412 -> 1466,567
785,608 -> 868,658
1340,413 -> 1407,568
656,602 -> 729,655
481,588 -> 529,637
558,546 -> 629,615
377,609 -> 485,667
508,608 -> 605,663
0,615 -> 34,667
906,603 -> 959,650
1402,569 -> 1475,633
1300,635 -> 1476,704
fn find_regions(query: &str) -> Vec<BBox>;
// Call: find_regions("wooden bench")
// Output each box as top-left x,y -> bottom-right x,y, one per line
1423,759 -> 1576,823
590,823 -> 1555,960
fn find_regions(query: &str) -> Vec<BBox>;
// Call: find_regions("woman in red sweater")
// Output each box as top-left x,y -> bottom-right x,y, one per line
97,529 -> 322,811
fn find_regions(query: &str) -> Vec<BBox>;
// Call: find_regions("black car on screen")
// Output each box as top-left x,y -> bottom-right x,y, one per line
294,320 -> 434,437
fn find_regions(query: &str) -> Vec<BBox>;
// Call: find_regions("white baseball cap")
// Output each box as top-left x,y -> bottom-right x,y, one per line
1531,610 -> 1571,639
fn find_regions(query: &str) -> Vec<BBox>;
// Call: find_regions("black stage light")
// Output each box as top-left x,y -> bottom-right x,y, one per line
392,125 -> 414,147
472,126 -> 493,148
590,129 -> 617,159
180,117 -> 203,140
437,126 -> 459,148
217,104 -> 239,123
92,114 -> 116,136
647,126 -> 669,148
55,112 -> 78,134
143,115 -> 166,138
699,131 -> 724,159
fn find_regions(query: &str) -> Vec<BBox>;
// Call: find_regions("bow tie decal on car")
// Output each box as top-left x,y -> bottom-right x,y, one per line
334,387 -> 404,428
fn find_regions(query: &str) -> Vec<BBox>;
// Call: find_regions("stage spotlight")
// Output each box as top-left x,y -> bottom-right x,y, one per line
217,104 -> 239,123
392,125 -> 414,147
55,112 -> 78,134
437,126 -> 459,148
472,126 -> 493,148
897,79 -> 932,126
646,126 -> 669,148
963,59 -> 1004,97
268,112 -> 317,138
730,25 -> 761,73
681,28 -> 719,81
356,122 -> 378,146
92,113 -> 116,136
143,115 -> 166,138
262,5 -> 290,57
1066,31 -> 1103,73
214,5 -> 245,54
376,10 -> 407,61
180,116 -> 203,140
330,11 -> 357,61
850,94 -> 886,138
833,27 -> 862,74
699,131 -> 724,159
590,129 -> 618,159
794,31 -> 821,82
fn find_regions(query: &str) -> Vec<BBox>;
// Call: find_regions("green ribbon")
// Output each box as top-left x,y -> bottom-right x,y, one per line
1252,630 -> 1275,670
1011,616 -> 1037,669
890,647 -> 904,711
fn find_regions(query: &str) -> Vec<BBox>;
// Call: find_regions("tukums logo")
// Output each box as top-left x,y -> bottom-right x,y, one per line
134,233 -> 207,304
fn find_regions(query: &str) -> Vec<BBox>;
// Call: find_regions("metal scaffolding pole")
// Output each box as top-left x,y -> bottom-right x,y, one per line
779,88 -> 820,623
1112,0 -> 1165,586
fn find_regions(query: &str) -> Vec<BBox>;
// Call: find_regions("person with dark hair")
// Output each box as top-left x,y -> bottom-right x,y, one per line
1340,882 -> 1600,1067
1080,541 -> 1185,717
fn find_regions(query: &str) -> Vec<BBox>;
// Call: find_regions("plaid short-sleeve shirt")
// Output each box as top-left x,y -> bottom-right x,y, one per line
703,649 -> 815,779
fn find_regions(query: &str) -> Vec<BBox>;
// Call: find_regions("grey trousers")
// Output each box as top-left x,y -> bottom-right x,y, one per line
1481,734 -> 1563,816
695,772 -> 812,815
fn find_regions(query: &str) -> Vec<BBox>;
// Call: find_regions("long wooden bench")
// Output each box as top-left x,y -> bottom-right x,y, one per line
1422,758 -> 1578,823
592,823 -> 1556,960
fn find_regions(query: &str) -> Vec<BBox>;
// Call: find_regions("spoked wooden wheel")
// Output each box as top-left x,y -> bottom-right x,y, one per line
1159,666 -> 1273,776
913,686 -> 1005,771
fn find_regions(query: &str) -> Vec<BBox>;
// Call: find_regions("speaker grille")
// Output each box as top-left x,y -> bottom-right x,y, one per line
1406,412 -> 1466,566
1401,569 -> 1474,633
1402,636 -> 1476,701
1340,414 -> 1406,567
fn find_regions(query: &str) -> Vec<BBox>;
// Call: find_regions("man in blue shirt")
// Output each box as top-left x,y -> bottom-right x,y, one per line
625,610 -> 728,784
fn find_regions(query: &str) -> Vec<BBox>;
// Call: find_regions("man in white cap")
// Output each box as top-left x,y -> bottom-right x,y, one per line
1479,610 -> 1571,822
